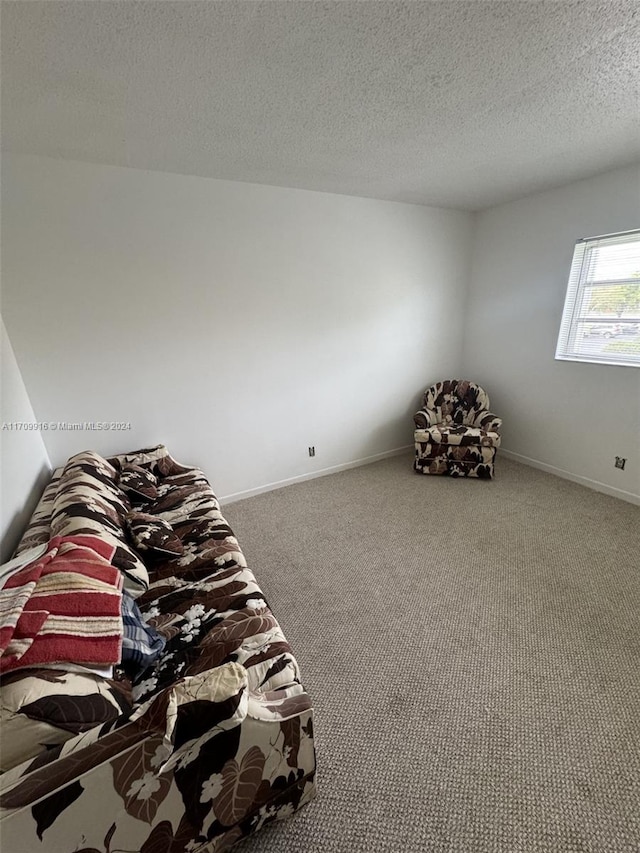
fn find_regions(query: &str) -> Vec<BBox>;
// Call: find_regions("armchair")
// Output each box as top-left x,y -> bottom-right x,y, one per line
413,379 -> 502,478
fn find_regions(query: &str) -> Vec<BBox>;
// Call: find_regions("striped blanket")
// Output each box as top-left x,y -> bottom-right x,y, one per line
0,535 -> 123,673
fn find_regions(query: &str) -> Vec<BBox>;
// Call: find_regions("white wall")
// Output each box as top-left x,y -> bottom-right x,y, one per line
462,163 -> 640,503
2,154 -> 473,499
0,317 -> 52,560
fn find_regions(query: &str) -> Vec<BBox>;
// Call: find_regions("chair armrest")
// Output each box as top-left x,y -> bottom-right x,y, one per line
414,407 -> 438,429
474,411 -> 502,432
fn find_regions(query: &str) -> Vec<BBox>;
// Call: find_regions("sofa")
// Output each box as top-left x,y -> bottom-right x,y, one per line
0,445 -> 316,852
413,379 -> 502,478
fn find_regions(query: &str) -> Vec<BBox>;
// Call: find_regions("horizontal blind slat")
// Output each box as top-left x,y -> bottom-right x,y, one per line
555,228 -> 640,367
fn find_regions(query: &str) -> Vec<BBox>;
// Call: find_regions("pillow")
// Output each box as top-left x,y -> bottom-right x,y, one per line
118,463 -> 158,501
109,445 -> 191,478
49,451 -> 150,597
126,512 -> 184,557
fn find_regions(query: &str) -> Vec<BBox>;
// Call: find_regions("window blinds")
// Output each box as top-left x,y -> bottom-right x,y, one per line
555,229 -> 640,367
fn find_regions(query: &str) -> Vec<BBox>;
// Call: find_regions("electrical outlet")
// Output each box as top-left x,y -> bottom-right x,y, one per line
308,446 -> 315,457
614,456 -> 626,470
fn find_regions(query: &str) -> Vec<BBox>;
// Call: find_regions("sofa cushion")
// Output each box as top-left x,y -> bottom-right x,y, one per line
13,473 -> 63,555
0,667 -> 133,772
53,451 -> 128,520
126,512 -> 184,558
118,464 -> 159,502
49,451 -> 149,596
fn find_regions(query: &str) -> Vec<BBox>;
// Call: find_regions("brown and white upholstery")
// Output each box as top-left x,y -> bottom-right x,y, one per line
413,379 -> 502,478
1,446 -> 316,853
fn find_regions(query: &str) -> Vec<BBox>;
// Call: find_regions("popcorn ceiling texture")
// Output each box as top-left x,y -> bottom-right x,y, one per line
2,0 -> 639,210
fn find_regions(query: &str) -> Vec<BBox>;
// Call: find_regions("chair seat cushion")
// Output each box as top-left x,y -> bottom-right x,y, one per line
415,424 -> 501,447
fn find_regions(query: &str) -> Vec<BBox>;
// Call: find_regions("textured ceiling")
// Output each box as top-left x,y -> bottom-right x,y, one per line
2,0 -> 639,210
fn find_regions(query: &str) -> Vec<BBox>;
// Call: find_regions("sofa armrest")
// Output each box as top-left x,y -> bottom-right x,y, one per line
0,663 -> 248,812
414,407 -> 438,429
137,663 -> 249,774
0,663 -> 316,853
474,411 -> 502,432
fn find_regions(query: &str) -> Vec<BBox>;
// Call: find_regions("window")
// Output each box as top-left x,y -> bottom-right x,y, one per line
556,229 -> 640,368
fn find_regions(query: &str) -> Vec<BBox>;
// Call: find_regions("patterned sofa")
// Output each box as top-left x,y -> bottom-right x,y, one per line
413,379 -> 502,478
0,445 -> 316,852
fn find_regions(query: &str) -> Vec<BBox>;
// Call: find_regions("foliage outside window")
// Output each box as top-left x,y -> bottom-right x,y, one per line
556,229 -> 640,367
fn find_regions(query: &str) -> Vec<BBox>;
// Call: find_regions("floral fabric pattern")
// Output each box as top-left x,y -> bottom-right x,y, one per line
126,511 -> 185,557
22,451 -> 151,596
118,463 -> 159,501
413,379 -> 502,478
0,667 -> 133,772
0,445 -> 316,852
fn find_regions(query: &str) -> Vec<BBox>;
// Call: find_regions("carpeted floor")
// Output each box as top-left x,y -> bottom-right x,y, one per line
223,453 -> 640,853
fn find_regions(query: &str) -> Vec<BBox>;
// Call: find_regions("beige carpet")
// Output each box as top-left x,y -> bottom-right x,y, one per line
224,453 -> 640,853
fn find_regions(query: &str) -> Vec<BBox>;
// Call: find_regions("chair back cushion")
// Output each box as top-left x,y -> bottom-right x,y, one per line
423,379 -> 490,426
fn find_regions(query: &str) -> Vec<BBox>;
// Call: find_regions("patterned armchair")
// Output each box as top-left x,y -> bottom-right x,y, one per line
413,379 -> 502,479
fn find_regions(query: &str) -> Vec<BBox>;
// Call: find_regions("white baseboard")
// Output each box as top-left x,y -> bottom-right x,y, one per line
219,445 -> 413,505
499,448 -> 640,506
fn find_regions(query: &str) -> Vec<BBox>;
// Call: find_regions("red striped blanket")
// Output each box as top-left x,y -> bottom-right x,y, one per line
0,535 -> 123,673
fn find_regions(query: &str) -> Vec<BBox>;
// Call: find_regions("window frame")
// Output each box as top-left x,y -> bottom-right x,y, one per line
555,228 -> 640,368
